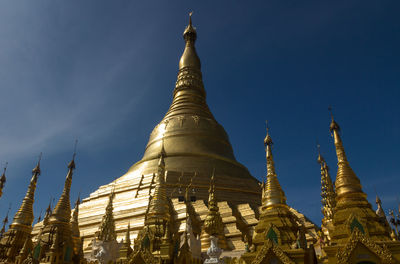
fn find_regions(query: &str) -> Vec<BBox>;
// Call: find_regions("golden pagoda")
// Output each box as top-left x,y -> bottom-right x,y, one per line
33,155 -> 80,264
0,157 -> 40,263
321,117 -> 400,263
71,13 -> 273,257
241,127 -> 316,264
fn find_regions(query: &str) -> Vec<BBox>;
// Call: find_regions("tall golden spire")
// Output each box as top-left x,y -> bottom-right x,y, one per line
317,144 -> 336,222
42,201 -> 52,227
50,154 -> 76,223
12,155 -> 41,226
97,190 -> 117,242
146,149 -> 170,222
0,163 -> 7,198
164,12 -> 210,120
263,124 -> 286,208
329,116 -> 366,203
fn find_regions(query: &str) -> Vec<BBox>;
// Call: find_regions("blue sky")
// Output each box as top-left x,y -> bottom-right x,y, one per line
0,0 -> 399,225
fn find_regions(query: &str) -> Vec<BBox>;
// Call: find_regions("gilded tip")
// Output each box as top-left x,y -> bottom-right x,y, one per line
2,162 -> 7,175
32,153 -> 42,175
329,119 -> 340,132
189,11 -> 193,25
328,107 -> 340,132
75,195 -> 81,207
69,140 -> 78,169
68,159 -> 76,170
376,195 -> 382,205
317,144 -> 325,164
183,12 -> 197,41
264,121 -> 273,146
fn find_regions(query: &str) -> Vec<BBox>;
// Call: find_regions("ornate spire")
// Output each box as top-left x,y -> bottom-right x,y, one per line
318,144 -> 336,222
263,124 -> 286,208
179,11 -> 200,71
0,207 -> 9,238
43,201 -> 52,227
329,116 -> 365,202
50,154 -> 76,223
204,169 -> 224,237
207,169 -> 217,212
71,196 -> 80,237
146,150 -> 170,222
0,163 -> 7,198
125,222 -> 131,245
375,195 -> 386,218
164,11 -> 210,120
97,191 -> 117,242
12,155 -> 41,226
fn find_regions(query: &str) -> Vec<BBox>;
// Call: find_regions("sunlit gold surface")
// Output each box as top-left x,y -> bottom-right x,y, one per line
201,170 -> 228,251
67,14 -> 261,256
35,159 -> 78,263
0,160 -> 40,263
318,148 -> 335,242
262,129 -> 287,208
242,131 -> 309,264
322,118 -> 400,263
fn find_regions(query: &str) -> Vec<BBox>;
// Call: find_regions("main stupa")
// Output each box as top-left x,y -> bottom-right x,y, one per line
71,15 -> 265,252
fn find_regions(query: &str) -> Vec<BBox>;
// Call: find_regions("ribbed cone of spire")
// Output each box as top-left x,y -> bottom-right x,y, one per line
263,131 -> 287,208
123,15 -> 258,195
146,153 -> 170,222
12,160 -> 40,227
50,158 -> 75,223
329,118 -> 366,203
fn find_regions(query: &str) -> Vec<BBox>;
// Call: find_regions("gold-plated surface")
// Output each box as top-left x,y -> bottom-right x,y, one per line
71,197 -> 81,255
33,157 -> 81,264
322,118 -> 400,263
50,158 -> 75,223
242,131 -> 309,263
201,170 -> 228,251
145,152 -> 170,223
12,160 -> 40,227
317,146 -> 336,242
262,127 -> 287,208
70,14 -> 261,257
329,118 -> 364,201
123,12 -> 260,198
0,159 -> 40,263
